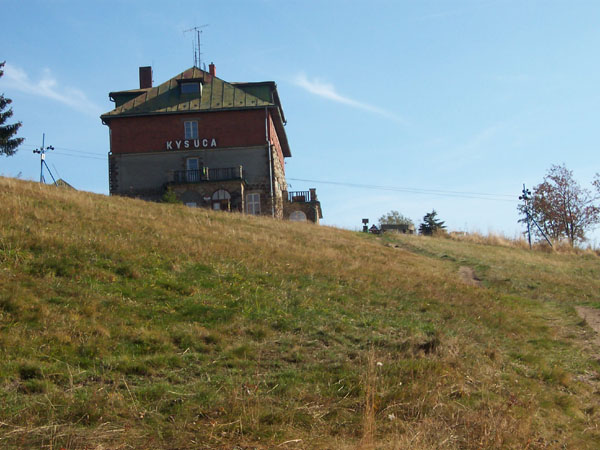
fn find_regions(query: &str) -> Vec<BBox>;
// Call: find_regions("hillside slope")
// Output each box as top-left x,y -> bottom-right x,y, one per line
1,177 -> 600,449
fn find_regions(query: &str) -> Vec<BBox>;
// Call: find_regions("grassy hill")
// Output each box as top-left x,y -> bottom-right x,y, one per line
1,176 -> 600,449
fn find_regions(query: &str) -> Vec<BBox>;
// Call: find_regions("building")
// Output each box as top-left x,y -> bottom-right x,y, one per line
100,65 -> 322,223
380,224 -> 415,234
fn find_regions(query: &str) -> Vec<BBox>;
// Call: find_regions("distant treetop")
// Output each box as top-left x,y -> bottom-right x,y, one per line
378,210 -> 414,228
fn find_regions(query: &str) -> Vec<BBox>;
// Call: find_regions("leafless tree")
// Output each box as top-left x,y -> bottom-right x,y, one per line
519,164 -> 599,246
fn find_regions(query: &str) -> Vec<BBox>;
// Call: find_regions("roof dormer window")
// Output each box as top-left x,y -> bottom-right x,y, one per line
181,81 -> 201,94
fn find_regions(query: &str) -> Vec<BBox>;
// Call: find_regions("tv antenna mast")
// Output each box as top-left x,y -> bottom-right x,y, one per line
33,133 -> 57,185
184,24 -> 209,69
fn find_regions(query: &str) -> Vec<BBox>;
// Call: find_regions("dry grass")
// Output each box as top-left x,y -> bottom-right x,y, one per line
1,177 -> 600,449
449,230 -> 600,255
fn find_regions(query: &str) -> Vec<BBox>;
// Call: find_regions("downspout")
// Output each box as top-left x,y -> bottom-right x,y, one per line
265,107 -> 275,217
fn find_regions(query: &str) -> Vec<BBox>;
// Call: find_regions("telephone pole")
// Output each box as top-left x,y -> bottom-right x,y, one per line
519,183 -> 553,248
519,184 -> 532,249
33,133 -> 57,185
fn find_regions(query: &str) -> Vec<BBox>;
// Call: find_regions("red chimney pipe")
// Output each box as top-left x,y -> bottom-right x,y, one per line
139,66 -> 152,89
209,62 -> 216,77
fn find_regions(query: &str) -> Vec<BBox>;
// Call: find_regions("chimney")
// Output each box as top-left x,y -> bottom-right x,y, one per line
139,66 -> 152,89
209,62 -> 216,77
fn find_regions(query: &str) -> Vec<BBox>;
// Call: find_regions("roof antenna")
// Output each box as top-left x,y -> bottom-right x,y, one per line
183,24 -> 209,68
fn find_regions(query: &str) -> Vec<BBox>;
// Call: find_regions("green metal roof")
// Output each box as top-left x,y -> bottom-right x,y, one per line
101,67 -> 276,120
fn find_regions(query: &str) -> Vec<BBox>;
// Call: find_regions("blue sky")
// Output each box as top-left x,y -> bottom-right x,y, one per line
2,0 -> 600,243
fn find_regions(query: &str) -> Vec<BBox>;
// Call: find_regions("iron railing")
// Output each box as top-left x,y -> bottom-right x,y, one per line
171,167 -> 243,184
288,190 -> 313,202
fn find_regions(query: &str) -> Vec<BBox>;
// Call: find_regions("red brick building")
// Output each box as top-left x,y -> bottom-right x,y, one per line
100,65 -> 322,223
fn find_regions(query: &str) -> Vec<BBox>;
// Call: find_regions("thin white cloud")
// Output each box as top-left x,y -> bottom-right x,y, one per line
293,73 -> 406,124
431,122 -> 507,172
1,64 -> 101,116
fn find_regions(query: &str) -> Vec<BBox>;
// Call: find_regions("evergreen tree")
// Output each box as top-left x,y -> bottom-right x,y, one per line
0,61 -> 24,156
161,187 -> 180,204
418,210 -> 446,236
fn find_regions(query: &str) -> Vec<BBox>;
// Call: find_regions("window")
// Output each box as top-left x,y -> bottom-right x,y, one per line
212,189 -> 231,211
185,202 -> 197,207
212,189 -> 231,201
186,158 -> 200,182
289,211 -> 307,222
186,158 -> 199,171
184,120 -> 198,139
246,193 -> 261,215
181,82 -> 201,94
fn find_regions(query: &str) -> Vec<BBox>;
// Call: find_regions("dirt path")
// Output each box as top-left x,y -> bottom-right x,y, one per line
575,306 -> 600,346
458,266 -> 482,287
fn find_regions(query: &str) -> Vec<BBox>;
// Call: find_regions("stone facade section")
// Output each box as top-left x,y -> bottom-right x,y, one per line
101,66 -> 322,223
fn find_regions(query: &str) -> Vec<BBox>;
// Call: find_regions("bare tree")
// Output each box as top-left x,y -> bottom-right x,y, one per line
519,164 -> 599,246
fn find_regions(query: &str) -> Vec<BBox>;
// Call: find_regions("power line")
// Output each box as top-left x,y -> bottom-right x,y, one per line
21,143 -> 106,158
53,146 -> 105,156
287,177 -> 516,202
53,151 -> 106,161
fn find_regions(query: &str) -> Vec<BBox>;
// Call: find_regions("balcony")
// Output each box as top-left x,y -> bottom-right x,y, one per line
170,166 -> 243,184
287,189 -> 317,203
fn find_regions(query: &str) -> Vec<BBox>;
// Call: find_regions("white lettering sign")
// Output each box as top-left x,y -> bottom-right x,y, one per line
165,138 -> 218,150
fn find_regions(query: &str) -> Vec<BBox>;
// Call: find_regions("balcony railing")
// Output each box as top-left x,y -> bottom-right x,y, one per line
171,166 -> 243,184
287,190 -> 316,203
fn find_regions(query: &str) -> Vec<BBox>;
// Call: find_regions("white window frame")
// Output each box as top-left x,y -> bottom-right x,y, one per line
246,193 -> 261,215
212,189 -> 231,211
184,120 -> 198,139
212,189 -> 231,201
185,158 -> 200,182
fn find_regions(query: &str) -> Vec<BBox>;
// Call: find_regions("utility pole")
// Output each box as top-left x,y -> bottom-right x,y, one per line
519,184 -> 532,249
33,133 -> 57,185
519,183 -> 553,248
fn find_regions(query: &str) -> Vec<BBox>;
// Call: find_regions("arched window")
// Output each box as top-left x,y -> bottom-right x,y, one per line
289,210 -> 307,222
212,189 -> 231,200
211,189 -> 231,211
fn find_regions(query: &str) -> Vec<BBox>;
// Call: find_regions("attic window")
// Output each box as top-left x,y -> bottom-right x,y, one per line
181,82 -> 201,94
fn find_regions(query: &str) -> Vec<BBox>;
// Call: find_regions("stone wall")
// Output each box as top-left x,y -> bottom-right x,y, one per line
170,180 -> 245,212
283,200 -> 321,224
109,146 -> 269,196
